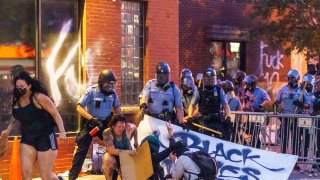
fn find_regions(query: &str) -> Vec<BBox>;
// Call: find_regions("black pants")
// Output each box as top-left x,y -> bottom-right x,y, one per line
68,120 -> 108,180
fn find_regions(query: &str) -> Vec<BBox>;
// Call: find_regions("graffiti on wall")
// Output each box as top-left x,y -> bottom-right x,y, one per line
259,41 -> 286,100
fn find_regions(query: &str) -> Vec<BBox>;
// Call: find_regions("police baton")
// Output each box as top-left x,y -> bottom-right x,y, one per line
183,119 -> 222,135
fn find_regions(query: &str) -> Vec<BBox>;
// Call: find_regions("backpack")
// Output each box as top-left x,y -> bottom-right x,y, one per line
184,151 -> 218,180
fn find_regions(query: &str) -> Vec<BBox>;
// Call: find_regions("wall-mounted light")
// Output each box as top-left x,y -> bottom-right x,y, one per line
112,0 -> 116,2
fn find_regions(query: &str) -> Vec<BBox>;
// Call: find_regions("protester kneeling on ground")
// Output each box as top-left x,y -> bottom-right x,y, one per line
102,115 -> 137,180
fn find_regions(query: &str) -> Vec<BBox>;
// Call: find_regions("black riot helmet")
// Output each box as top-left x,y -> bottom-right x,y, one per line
220,80 -> 234,93
232,70 -> 246,86
243,75 -> 258,92
203,67 -> 217,90
156,62 -> 171,87
287,69 -> 300,89
98,69 -> 116,94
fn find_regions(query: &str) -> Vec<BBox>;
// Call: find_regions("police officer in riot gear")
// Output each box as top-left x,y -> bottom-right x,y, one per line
301,74 -> 316,158
188,67 -> 232,139
179,68 -> 198,117
274,69 -> 310,155
140,62 -> 184,124
241,75 -> 270,148
302,74 -> 315,114
69,69 -> 124,179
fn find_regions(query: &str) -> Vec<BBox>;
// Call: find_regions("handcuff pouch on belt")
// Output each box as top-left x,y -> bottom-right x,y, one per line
202,113 -> 223,124
150,109 -> 176,122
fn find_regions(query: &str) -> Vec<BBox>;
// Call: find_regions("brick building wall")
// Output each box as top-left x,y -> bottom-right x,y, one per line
144,0 -> 179,83
178,0 -> 302,102
179,0 -> 256,75
85,0 -> 179,92
0,0 -> 179,178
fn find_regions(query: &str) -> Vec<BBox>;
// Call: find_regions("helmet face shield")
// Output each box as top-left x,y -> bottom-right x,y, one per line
204,75 -> 216,87
98,70 -> 117,94
101,81 -> 116,92
182,77 -> 193,88
156,73 -> 170,86
287,75 -> 298,89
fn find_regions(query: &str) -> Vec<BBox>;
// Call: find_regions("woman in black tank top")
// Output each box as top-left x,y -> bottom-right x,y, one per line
1,71 -> 66,179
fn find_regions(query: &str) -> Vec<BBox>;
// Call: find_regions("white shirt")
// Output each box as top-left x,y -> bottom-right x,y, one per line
170,151 -> 201,180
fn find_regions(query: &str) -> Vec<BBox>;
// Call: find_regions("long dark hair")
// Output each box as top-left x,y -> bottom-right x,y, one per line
12,71 -> 49,107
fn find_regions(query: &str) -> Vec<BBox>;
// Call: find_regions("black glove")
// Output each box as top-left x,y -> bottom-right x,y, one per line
293,100 -> 304,107
181,123 -> 190,132
224,116 -> 232,127
91,117 -> 103,128
140,103 -> 148,112
186,117 -> 194,126
223,116 -> 233,140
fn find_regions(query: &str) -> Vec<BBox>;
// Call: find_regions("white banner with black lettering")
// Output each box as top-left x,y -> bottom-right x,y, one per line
137,115 -> 297,180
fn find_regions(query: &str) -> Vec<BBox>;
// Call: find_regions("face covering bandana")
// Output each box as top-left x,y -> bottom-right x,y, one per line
17,88 -> 27,96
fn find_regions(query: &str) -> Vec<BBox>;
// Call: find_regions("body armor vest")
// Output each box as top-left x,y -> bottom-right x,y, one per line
199,86 -> 221,115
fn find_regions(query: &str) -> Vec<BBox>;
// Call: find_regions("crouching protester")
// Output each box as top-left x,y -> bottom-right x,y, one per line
102,115 -> 137,180
166,141 -> 218,180
141,122 -> 177,180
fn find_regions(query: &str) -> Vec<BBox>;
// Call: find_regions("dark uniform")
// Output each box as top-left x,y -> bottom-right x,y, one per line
191,68 -> 231,140
69,70 -> 121,180
140,62 -> 183,124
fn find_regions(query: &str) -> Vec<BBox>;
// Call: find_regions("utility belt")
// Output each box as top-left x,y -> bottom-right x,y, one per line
148,111 -> 176,122
200,113 -> 223,124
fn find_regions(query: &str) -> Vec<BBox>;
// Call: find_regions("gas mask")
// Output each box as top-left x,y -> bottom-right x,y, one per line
181,77 -> 193,96
100,81 -> 115,96
156,73 -> 170,87
288,77 -> 298,89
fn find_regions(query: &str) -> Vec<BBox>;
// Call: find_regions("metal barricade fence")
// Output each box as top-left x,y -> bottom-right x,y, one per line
229,111 -> 268,149
267,114 -> 320,166
229,111 -> 320,171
